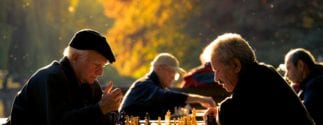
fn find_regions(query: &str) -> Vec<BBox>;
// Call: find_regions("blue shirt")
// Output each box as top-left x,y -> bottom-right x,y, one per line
119,71 -> 188,119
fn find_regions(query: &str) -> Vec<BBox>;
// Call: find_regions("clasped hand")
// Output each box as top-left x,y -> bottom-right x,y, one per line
99,82 -> 123,114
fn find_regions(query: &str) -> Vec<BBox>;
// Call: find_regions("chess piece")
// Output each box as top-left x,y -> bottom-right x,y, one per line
125,115 -> 130,125
118,111 -> 126,125
144,112 -> 150,125
191,108 -> 197,125
206,114 -> 217,125
157,117 -> 162,125
165,110 -> 171,125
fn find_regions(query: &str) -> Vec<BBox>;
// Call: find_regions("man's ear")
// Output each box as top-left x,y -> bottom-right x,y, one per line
154,65 -> 162,72
297,60 -> 305,71
232,58 -> 241,73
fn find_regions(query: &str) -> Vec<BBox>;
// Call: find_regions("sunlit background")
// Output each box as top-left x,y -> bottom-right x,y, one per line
0,0 -> 322,117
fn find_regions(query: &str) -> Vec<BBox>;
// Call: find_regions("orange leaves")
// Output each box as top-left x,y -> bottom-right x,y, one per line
68,0 -> 79,13
101,0 -> 131,18
101,0 -> 198,78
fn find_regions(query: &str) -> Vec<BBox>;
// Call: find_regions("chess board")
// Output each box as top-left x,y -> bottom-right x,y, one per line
139,120 -> 206,125
122,109 -> 208,125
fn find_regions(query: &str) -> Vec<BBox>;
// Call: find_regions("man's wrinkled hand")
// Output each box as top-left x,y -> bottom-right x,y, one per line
99,82 -> 123,114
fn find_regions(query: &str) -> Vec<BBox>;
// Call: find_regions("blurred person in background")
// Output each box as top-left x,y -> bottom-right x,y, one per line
284,48 -> 323,125
119,53 -> 216,119
181,44 -> 220,88
204,33 -> 314,125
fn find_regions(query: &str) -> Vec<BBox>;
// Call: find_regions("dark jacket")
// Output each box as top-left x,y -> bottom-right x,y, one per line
9,57 -> 117,125
218,63 -> 314,125
299,64 -> 323,125
119,71 -> 188,119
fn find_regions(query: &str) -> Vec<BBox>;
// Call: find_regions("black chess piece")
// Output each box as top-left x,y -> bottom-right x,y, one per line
144,112 -> 151,125
117,111 -> 126,125
206,114 -> 217,125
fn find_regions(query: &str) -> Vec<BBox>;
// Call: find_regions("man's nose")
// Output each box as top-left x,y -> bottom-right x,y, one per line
97,68 -> 104,76
213,72 -> 219,83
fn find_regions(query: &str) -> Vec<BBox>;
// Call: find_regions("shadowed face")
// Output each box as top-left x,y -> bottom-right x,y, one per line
157,65 -> 177,88
211,52 -> 239,93
285,57 -> 303,84
73,51 -> 108,84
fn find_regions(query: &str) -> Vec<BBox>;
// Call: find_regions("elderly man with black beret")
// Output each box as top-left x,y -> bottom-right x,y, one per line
7,29 -> 123,125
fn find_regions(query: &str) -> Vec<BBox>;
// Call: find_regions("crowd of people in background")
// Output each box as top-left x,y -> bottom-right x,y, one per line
3,29 -> 322,125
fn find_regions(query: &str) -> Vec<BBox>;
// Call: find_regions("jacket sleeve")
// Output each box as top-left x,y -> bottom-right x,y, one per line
138,82 -> 188,108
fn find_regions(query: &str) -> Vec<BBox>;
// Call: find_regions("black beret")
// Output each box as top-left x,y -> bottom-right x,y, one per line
69,29 -> 116,63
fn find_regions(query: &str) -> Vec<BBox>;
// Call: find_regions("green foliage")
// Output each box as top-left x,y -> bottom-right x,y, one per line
0,0 -> 117,84
0,26 -> 12,69
0,0 -> 13,69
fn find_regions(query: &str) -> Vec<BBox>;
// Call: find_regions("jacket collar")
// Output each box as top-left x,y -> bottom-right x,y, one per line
146,71 -> 163,88
59,57 -> 81,86
300,64 -> 323,89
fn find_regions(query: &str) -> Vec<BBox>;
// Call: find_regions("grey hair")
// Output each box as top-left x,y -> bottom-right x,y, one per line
63,46 -> 87,59
209,33 -> 257,65
199,44 -> 212,64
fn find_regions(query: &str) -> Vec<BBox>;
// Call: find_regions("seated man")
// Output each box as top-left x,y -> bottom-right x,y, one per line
8,29 -> 123,125
204,33 -> 314,125
284,48 -> 323,125
119,53 -> 215,119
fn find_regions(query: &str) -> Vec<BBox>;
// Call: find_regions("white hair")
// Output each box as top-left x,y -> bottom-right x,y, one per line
63,46 -> 110,65
200,44 -> 212,64
63,46 -> 87,59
